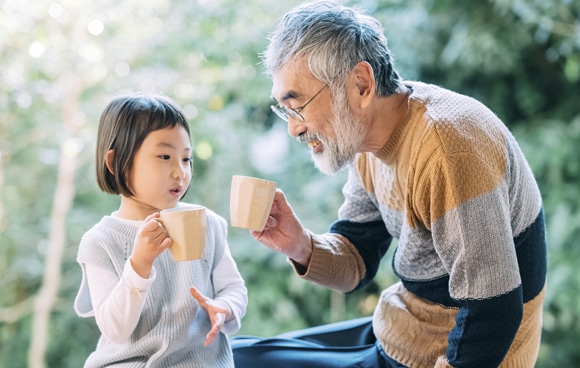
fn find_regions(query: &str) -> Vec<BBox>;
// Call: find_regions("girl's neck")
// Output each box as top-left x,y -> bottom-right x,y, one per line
117,196 -> 161,220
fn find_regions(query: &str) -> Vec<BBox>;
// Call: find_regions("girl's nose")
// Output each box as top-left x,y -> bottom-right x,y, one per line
172,162 -> 189,179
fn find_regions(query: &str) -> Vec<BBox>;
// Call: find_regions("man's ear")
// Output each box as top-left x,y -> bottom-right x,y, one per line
350,61 -> 374,109
105,149 -> 115,174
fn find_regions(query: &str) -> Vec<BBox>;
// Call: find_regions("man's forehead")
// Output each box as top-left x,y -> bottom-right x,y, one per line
271,59 -> 315,101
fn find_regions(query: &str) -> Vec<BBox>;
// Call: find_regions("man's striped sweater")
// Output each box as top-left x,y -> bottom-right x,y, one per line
294,81 -> 547,368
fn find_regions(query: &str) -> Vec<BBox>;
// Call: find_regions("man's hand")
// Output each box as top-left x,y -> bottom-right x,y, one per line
250,189 -> 313,266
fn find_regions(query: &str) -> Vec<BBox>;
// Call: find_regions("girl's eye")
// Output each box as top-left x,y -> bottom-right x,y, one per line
183,157 -> 193,164
159,155 -> 170,160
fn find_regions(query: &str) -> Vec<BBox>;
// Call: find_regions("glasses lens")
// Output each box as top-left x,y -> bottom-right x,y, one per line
271,105 -> 289,122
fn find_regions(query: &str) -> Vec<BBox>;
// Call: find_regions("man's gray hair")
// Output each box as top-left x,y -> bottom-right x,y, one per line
261,0 -> 401,97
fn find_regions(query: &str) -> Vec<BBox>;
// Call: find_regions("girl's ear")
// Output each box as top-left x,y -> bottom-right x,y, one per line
105,149 -> 115,174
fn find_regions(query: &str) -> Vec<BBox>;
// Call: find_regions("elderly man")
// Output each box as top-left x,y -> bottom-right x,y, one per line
234,1 -> 547,367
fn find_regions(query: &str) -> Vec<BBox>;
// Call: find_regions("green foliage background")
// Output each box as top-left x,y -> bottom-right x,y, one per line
0,0 -> 578,367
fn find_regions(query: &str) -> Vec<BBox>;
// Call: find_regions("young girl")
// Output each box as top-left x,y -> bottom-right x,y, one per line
74,94 -> 247,367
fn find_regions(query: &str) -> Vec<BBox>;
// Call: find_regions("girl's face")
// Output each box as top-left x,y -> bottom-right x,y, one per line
118,126 -> 192,220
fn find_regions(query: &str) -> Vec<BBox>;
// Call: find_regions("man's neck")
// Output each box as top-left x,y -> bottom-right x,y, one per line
363,85 -> 411,153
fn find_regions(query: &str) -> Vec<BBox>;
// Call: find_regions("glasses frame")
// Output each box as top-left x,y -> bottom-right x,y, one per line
270,83 -> 329,122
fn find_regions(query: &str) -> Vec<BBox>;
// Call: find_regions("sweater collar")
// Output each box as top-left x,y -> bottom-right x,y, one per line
374,84 -> 415,164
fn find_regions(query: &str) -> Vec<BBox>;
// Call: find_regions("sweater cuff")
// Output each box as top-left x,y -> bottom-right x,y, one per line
123,259 -> 156,294
213,299 -> 240,334
287,229 -> 314,275
294,232 -> 331,280
288,231 -> 364,293
284,229 -> 311,274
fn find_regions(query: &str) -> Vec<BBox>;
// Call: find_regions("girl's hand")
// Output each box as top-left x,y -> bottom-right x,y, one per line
189,286 -> 227,346
130,212 -> 172,278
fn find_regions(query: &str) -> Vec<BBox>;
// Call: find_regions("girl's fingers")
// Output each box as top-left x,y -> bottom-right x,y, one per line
189,286 -> 206,306
204,313 -> 225,346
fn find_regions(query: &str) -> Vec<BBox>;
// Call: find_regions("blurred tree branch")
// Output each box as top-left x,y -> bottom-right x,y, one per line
0,298 -> 32,323
27,71 -> 82,368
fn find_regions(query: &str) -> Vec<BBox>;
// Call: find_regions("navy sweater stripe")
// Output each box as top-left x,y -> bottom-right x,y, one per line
515,208 -> 547,303
448,287 -> 523,367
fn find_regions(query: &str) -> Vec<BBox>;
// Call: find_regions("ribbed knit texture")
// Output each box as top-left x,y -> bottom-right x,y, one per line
296,82 -> 547,367
75,207 -> 234,368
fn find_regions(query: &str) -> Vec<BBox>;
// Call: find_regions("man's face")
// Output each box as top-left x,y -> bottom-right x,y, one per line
271,59 -> 367,175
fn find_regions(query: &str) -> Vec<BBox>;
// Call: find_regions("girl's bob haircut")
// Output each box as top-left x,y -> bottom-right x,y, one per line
95,94 -> 191,197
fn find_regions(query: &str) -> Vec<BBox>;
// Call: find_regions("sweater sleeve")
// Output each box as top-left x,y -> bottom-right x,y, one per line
212,246 -> 248,334
207,210 -> 248,334
87,261 -> 156,344
290,165 -> 393,293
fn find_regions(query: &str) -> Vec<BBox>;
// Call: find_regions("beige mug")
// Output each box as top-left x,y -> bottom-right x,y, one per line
230,175 -> 277,231
158,205 -> 206,261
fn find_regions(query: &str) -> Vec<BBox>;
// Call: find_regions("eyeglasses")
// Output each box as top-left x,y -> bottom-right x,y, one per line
270,83 -> 329,122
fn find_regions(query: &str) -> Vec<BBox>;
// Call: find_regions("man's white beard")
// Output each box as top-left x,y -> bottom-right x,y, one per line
311,92 -> 366,175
